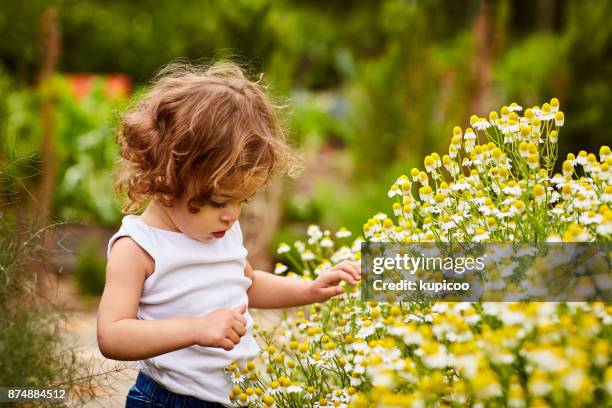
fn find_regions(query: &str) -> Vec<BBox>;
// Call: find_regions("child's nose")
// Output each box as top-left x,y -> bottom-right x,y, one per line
220,204 -> 241,223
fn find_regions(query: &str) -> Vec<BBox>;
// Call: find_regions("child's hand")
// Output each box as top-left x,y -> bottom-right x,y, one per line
307,261 -> 361,303
193,304 -> 248,350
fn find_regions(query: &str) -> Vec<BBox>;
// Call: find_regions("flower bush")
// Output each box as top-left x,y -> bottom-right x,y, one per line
226,99 -> 612,407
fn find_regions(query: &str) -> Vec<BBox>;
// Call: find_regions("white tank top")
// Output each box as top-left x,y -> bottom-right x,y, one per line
107,215 -> 260,407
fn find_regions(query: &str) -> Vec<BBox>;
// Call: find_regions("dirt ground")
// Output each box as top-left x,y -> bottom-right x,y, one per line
62,309 -> 137,407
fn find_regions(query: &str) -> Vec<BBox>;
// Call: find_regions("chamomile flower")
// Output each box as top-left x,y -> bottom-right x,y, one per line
508,102 -> 523,112
274,263 -> 288,275
549,130 -> 558,143
307,224 -> 323,242
538,103 -> 555,121
277,242 -> 291,254
320,237 -> 334,248
502,119 -> 519,134
335,227 -> 352,238
418,185 -> 433,202
387,183 -> 401,198
294,240 -> 305,253
464,128 -> 477,142
600,146 -> 611,161
576,150 -> 588,166
472,228 -> 490,242
233,100 -> 611,408
550,98 -> 560,112
301,250 -> 315,261
471,116 -> 491,131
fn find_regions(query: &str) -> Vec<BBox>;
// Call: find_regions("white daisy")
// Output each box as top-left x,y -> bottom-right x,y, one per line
274,263 -> 288,275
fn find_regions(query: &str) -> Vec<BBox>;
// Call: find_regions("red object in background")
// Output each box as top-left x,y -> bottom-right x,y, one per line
67,74 -> 131,100
69,74 -> 93,100
105,74 -> 131,99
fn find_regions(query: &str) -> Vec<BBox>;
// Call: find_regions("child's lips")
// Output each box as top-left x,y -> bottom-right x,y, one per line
212,231 -> 226,238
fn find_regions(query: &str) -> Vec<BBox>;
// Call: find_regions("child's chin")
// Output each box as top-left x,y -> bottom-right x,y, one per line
188,233 -> 214,242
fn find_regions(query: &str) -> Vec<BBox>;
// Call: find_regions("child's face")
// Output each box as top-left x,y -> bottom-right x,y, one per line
164,193 -> 246,242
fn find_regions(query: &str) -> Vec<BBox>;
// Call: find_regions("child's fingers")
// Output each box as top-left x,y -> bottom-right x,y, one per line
332,266 -> 359,283
233,303 -> 247,314
232,320 -> 247,336
327,270 -> 356,285
233,311 -> 247,326
334,261 -> 360,280
226,330 -> 241,345
320,285 -> 344,299
221,338 -> 236,351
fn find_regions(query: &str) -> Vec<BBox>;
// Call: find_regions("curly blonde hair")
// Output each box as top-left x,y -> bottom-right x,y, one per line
115,61 -> 300,213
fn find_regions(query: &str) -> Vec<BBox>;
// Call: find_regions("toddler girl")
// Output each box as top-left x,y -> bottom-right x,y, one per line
97,62 -> 361,408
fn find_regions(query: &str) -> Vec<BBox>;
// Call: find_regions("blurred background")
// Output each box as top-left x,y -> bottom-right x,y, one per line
2,0 -> 610,277
0,0 -> 610,402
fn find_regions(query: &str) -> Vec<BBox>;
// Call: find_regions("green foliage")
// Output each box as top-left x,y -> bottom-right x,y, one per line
558,0 -> 612,156
0,307 -> 73,387
72,235 -> 106,297
0,71 -> 127,225
311,160 -> 416,234
281,159 -> 416,238
50,76 -> 127,225
0,68 -> 41,185
0,162 -> 105,404
283,193 -> 323,224
347,1 -> 430,176
289,91 -> 350,147
495,34 -> 564,103
1,0 -> 610,234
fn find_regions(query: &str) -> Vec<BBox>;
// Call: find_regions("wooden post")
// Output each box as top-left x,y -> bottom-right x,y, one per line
36,7 -> 61,290
242,179 -> 284,272
470,0 -> 493,122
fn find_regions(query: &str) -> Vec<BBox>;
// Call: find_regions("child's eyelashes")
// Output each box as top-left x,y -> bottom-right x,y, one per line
209,197 -> 253,208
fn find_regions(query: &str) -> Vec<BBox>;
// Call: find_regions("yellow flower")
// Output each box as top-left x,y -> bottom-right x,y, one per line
550,97 -> 560,111
533,184 -> 545,204
419,185 -> 433,201
324,342 -> 336,351
527,154 -> 539,169
562,160 -> 573,177
555,111 -> 565,127
600,145 -> 611,161
512,200 -> 526,214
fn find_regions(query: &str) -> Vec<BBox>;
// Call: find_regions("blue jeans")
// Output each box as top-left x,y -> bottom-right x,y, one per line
125,371 -> 226,408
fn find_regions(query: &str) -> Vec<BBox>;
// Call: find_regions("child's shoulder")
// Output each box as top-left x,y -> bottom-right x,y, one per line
108,236 -> 155,279
107,216 -> 156,277
107,215 -> 161,254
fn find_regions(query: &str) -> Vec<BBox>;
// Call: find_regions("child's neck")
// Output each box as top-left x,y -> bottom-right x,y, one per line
140,201 -> 181,233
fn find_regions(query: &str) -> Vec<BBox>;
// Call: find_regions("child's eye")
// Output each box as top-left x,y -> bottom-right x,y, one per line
210,201 -> 227,208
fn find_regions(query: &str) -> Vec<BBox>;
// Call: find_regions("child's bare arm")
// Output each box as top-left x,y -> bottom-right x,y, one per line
245,261 -> 361,309
97,238 -> 247,361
